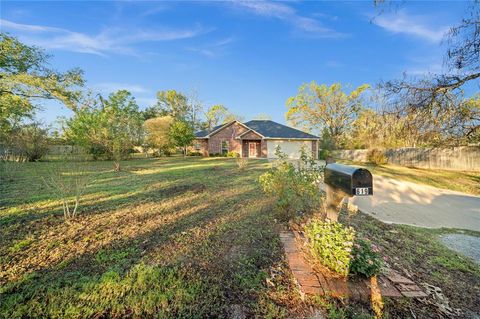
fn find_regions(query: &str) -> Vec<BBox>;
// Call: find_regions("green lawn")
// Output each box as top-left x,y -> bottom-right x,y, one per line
338,160 -> 480,196
0,157 -> 305,318
1,157 -> 478,318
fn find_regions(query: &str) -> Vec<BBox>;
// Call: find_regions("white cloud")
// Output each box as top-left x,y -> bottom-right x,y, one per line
373,10 -> 450,43
233,1 -> 344,38
0,19 -> 210,56
92,82 -> 150,95
188,36 -> 236,58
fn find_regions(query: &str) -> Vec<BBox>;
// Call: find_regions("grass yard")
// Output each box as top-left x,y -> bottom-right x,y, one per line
1,157 -> 479,318
338,160 -> 480,196
0,157 -> 308,318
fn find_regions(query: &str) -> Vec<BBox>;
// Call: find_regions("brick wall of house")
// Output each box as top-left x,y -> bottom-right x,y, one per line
188,139 -> 209,156
261,140 -> 267,157
312,140 -> 318,159
208,122 -> 248,155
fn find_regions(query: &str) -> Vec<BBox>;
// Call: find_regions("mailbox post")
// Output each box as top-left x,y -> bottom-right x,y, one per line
324,163 -> 373,221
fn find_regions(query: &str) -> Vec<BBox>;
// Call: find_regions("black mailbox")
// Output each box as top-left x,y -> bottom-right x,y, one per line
324,163 -> 373,196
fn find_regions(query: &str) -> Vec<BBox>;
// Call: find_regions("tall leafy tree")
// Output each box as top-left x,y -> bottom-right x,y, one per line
168,121 -> 195,157
65,90 -> 143,171
144,116 -> 175,155
286,82 -> 369,149
0,33 -> 84,137
204,104 -> 231,130
148,90 -> 190,121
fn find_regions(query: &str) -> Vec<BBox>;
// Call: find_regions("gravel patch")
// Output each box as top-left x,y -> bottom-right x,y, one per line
439,233 -> 480,264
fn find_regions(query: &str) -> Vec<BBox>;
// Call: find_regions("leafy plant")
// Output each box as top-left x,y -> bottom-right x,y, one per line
259,146 -> 323,220
318,148 -> 331,160
304,219 -> 355,276
227,151 -> 239,158
236,157 -> 248,170
187,151 -> 202,156
349,238 -> 383,278
65,90 -> 144,171
168,120 -> 195,157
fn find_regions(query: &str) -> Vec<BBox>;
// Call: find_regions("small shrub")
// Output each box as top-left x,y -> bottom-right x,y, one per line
227,151 -> 240,158
259,146 -> 323,220
236,157 -> 248,170
209,152 -> 226,157
318,149 -> 330,160
41,155 -> 95,221
367,149 -> 387,165
304,219 -> 355,276
187,151 -> 202,156
349,238 -> 383,277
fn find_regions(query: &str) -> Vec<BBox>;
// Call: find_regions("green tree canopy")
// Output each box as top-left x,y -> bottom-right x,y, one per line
144,116 -> 175,154
204,104 -> 231,130
65,90 -> 143,171
286,82 -> 369,149
168,120 -> 195,156
0,33 -> 84,136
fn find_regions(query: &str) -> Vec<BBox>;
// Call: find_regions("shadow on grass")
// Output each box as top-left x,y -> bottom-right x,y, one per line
1,188 -> 281,318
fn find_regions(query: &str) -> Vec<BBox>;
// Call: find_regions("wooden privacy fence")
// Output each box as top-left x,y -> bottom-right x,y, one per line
332,146 -> 480,172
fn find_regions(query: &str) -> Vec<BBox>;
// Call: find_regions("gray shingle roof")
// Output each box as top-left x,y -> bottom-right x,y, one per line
194,123 -> 225,138
194,120 -> 319,139
243,120 -> 319,139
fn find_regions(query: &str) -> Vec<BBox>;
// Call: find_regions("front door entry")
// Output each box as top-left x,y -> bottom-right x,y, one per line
249,142 -> 257,157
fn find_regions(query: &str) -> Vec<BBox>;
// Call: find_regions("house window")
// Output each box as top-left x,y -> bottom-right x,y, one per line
221,140 -> 229,155
194,143 -> 201,151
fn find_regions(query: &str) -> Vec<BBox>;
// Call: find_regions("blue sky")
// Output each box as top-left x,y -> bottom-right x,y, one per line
0,1 -> 472,127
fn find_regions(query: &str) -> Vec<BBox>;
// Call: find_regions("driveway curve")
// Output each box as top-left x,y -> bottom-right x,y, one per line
348,175 -> 480,231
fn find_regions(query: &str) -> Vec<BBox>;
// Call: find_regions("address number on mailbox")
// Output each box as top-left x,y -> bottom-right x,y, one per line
355,187 -> 370,196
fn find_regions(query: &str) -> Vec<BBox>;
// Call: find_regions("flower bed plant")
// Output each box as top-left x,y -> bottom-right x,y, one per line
349,238 -> 383,277
304,219 -> 355,276
304,219 -> 383,278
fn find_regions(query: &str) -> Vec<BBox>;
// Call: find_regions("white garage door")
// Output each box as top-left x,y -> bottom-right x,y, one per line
267,140 -> 312,159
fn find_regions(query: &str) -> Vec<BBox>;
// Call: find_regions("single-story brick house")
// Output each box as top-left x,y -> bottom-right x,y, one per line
191,120 -> 319,159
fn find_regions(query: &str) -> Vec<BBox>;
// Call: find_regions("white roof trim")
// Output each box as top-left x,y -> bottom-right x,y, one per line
236,128 -> 265,139
206,120 -> 252,138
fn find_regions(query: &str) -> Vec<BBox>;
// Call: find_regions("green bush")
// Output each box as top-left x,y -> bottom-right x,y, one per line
304,219 -> 355,276
349,238 -> 383,277
226,151 -> 240,158
259,146 -> 323,220
209,152 -> 226,157
318,149 -> 330,160
187,151 -> 202,156
367,149 -> 388,165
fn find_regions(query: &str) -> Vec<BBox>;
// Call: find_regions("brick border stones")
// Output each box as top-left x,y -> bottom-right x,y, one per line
279,230 -> 427,300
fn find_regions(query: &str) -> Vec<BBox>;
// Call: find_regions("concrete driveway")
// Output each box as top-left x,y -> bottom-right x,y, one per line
347,175 -> 480,232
